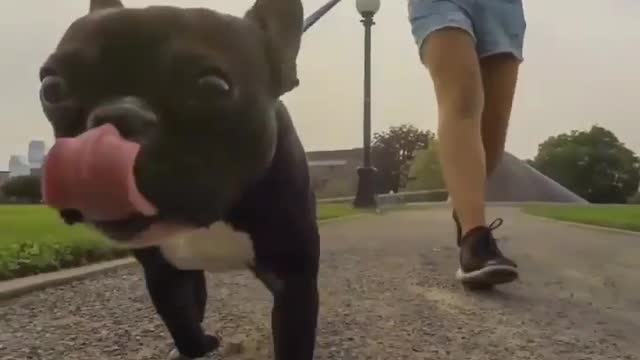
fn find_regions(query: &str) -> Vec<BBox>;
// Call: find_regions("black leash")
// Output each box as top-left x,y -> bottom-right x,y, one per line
303,0 -> 343,33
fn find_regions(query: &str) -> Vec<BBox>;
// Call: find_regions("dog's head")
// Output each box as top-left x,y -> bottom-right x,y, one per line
39,0 -> 303,242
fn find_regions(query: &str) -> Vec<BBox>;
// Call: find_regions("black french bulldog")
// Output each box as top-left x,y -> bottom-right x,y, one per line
39,0 -> 319,359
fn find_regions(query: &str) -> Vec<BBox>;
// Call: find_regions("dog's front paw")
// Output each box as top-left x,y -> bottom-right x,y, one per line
168,348 -> 216,360
167,348 -> 193,360
168,335 -> 220,360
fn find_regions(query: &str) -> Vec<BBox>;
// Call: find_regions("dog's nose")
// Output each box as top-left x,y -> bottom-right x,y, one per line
87,97 -> 157,139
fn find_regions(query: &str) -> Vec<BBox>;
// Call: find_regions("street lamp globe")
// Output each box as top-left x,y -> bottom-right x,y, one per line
356,0 -> 380,16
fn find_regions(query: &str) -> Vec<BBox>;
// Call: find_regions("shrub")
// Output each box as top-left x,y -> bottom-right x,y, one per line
404,140 -> 445,191
0,205 -> 126,281
0,204 -> 356,280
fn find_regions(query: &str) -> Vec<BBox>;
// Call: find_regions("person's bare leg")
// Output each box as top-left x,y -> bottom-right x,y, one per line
422,29 -> 518,288
480,54 -> 521,176
409,0 -> 523,289
421,28 -> 486,235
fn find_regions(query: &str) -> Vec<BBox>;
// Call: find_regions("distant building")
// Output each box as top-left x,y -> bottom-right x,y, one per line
8,155 -> 30,177
306,148 -> 363,198
28,140 -> 46,169
7,140 -> 48,178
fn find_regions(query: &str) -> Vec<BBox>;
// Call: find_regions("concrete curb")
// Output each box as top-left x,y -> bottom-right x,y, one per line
0,258 -> 137,301
318,213 -> 371,224
522,211 -> 640,237
0,215 -> 370,301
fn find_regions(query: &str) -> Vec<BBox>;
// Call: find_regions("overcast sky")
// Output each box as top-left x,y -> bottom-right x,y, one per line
1,0 -> 639,170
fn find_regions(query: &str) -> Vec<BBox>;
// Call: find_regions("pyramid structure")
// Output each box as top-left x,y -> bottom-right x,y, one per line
485,152 -> 587,203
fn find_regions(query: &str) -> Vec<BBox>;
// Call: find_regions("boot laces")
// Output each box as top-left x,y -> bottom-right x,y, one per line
477,218 -> 504,256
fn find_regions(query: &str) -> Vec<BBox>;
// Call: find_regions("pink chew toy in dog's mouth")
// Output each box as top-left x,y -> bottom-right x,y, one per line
42,124 -> 157,222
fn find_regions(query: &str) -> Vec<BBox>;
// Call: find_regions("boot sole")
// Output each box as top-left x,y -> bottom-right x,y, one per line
455,265 -> 518,288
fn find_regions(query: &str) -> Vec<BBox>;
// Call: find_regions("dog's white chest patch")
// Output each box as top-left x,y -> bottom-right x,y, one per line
158,222 -> 254,273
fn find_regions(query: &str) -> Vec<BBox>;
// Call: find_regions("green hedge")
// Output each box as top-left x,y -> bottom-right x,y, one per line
0,206 -> 127,281
0,204 -> 359,281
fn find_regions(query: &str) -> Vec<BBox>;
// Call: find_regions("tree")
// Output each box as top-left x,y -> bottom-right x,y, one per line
405,138 -> 446,191
372,124 -> 434,193
1,175 -> 42,203
531,125 -> 640,203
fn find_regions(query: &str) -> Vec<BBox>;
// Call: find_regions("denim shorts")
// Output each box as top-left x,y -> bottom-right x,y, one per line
408,0 -> 527,61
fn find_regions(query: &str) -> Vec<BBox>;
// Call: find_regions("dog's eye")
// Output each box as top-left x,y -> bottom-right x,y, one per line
197,74 -> 231,96
40,76 -> 71,105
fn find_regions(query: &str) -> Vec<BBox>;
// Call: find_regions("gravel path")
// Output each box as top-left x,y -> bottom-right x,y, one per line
1,207 -> 639,360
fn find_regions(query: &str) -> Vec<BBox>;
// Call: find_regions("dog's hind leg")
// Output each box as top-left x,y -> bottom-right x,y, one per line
133,248 -> 219,359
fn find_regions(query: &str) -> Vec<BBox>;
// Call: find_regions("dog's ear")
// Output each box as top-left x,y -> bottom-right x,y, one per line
245,0 -> 303,96
89,0 -> 124,13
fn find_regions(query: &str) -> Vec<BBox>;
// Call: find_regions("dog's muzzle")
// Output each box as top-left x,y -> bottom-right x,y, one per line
87,97 -> 157,141
43,106 -> 158,222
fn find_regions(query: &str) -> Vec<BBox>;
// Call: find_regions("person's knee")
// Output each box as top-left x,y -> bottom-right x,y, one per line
479,55 -> 519,125
427,52 -> 484,123
438,82 -> 484,128
438,86 -> 484,126
421,28 -> 484,126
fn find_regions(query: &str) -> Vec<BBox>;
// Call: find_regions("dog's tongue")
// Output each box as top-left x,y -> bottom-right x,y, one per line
42,124 -> 157,221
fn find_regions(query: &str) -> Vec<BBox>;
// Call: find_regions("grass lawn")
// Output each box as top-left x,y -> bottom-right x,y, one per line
0,203 -> 360,281
316,203 -> 362,221
523,204 -> 640,233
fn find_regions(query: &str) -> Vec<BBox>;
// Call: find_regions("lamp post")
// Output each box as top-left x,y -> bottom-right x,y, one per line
353,0 -> 380,209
